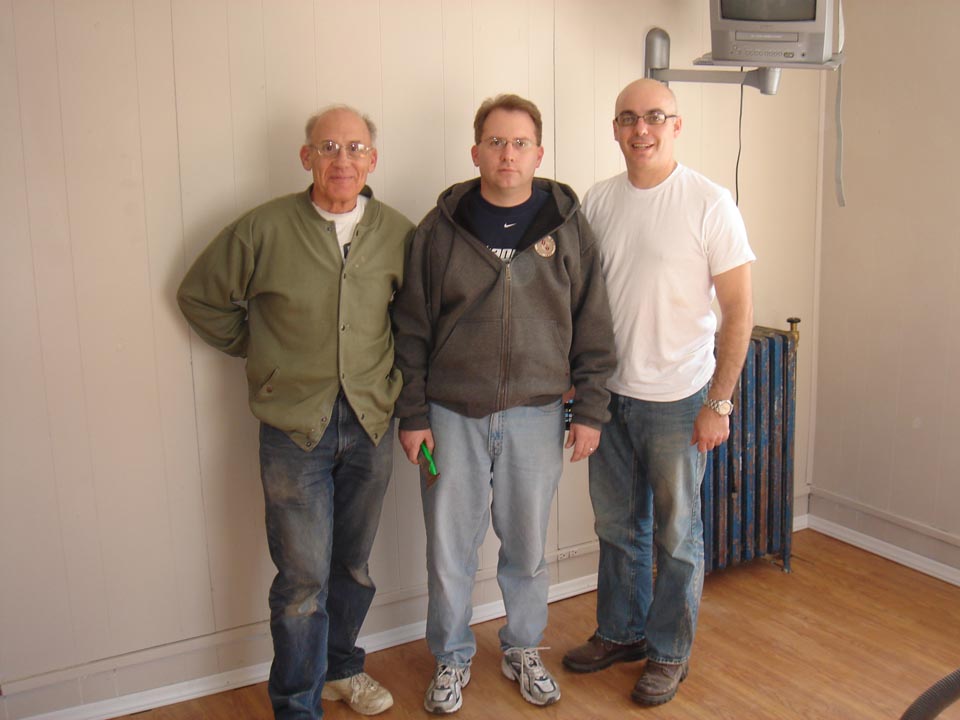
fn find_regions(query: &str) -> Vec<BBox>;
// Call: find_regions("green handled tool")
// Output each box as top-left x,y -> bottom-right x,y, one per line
419,441 -> 440,486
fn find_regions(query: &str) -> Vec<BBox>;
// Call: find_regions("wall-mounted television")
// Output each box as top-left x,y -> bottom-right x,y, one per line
710,0 -> 838,65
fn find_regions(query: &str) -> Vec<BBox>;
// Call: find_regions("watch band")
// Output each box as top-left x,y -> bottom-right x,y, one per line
705,398 -> 734,416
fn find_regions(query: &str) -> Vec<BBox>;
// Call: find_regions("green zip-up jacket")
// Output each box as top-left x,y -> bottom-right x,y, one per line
177,186 -> 414,450
392,178 -> 616,431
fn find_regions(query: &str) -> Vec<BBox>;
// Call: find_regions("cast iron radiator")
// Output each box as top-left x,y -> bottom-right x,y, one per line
702,319 -> 799,574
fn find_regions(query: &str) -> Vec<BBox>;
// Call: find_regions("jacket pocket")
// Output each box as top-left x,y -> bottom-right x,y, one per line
511,318 -> 569,383
429,320 -> 501,400
255,367 -> 280,399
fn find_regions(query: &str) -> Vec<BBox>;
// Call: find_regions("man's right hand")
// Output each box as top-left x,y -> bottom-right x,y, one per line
399,429 -> 435,465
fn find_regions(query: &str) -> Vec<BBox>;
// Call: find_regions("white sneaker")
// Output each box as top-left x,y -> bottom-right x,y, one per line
321,672 -> 393,715
501,647 -> 561,706
424,663 -> 471,714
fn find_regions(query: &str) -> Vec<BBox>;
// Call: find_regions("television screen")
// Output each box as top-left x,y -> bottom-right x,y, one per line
720,0 -> 816,22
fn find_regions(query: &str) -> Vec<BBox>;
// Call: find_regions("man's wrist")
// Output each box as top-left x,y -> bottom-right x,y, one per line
704,397 -> 734,416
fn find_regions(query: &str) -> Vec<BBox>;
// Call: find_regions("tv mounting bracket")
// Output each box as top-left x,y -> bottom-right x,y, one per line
644,27 -> 844,96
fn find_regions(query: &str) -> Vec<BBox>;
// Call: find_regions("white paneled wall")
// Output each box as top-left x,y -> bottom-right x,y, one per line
0,1 -> 824,716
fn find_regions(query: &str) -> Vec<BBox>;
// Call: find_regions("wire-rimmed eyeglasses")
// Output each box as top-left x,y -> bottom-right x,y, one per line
480,136 -> 538,152
615,110 -> 678,127
309,140 -> 373,159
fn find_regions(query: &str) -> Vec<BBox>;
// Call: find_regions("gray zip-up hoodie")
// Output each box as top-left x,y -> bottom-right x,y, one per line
392,177 -> 616,431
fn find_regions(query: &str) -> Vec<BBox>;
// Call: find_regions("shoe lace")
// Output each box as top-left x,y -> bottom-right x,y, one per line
434,664 -> 459,690
349,673 -> 379,702
519,647 -> 551,680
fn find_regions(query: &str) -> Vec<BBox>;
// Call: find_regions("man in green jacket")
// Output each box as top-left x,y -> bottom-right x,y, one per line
177,106 -> 413,720
392,94 -> 616,714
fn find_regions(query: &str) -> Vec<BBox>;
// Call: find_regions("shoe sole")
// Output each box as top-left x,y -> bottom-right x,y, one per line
562,646 -> 648,673
630,666 -> 688,706
320,685 -> 393,715
501,657 -> 561,706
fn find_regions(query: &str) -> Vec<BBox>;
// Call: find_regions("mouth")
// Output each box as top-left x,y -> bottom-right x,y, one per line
630,141 -> 655,151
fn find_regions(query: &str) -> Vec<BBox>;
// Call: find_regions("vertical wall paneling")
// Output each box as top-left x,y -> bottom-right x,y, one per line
3,0 -> 104,680
55,0 -> 182,655
262,0 -> 315,197
227,0 -> 271,210
379,1 -> 444,223
311,0 -> 384,197
171,0 -> 270,632
133,0 -> 216,642
439,0 -> 475,191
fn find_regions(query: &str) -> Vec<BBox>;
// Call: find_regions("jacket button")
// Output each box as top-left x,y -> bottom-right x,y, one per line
360,413 -> 365,419
265,385 -> 273,393
305,440 -> 313,447
321,417 -> 327,423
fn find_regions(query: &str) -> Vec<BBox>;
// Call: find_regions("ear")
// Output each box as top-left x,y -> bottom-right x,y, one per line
535,145 -> 544,169
612,118 -> 620,140
367,148 -> 378,173
673,115 -> 683,138
470,145 -> 480,167
299,145 -> 312,170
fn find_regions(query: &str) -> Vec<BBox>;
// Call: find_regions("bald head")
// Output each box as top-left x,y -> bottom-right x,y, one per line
615,78 -> 678,118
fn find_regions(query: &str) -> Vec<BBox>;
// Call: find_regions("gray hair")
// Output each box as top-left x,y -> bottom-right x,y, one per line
304,104 -> 377,144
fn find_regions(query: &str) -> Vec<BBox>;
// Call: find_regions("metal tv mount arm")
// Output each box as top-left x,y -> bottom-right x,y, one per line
645,27 -> 845,95
645,27 -> 783,94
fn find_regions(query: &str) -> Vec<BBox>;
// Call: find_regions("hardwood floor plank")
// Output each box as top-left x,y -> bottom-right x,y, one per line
117,531 -> 960,719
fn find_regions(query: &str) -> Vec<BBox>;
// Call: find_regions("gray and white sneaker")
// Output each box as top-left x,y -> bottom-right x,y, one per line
424,663 -> 471,714
501,647 -> 561,706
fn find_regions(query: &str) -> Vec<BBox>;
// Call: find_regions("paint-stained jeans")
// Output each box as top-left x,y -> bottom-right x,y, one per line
588,388 -> 707,665
259,395 -> 393,720
422,400 -> 564,668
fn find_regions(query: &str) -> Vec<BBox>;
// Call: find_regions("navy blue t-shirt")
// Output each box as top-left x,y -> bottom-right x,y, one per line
462,187 -> 550,261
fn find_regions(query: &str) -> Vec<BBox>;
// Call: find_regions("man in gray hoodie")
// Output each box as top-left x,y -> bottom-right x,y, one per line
392,94 -> 616,715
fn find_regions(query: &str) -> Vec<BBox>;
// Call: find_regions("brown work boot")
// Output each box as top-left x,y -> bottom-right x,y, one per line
630,660 -> 689,706
562,633 -> 647,673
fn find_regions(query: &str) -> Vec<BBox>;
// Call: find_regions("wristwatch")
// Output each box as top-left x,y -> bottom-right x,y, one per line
705,398 -> 734,416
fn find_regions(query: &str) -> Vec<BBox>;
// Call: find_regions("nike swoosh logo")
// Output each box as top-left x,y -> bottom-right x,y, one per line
504,223 -> 517,228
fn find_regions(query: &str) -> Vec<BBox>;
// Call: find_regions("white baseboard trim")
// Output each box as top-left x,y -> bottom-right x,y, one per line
793,512 -> 810,531
807,516 -> 960,588
23,663 -> 271,720
22,574 -> 601,720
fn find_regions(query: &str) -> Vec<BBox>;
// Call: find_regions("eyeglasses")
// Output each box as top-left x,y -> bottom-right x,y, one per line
481,136 -> 537,152
615,110 -> 678,127
309,140 -> 373,159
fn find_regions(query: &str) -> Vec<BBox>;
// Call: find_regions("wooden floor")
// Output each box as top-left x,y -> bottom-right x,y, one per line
122,531 -> 960,719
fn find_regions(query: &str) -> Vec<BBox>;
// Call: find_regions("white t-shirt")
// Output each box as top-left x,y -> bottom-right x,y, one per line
583,164 -> 755,402
313,194 -> 368,260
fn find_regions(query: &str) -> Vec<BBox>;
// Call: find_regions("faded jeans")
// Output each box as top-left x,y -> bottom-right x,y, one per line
259,394 -> 394,719
421,400 -> 564,668
588,388 -> 707,665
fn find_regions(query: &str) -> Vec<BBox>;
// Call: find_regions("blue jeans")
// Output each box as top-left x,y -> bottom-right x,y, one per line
588,388 -> 707,665
422,400 -> 564,667
259,394 -> 394,719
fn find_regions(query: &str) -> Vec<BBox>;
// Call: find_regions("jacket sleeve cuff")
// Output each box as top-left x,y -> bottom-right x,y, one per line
570,414 -> 603,431
398,415 -> 431,431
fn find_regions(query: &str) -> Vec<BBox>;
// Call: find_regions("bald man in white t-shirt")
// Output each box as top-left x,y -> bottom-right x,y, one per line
562,79 -> 755,707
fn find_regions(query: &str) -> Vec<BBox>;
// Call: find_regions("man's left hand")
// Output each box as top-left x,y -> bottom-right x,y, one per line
565,423 -> 601,463
690,406 -> 730,453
